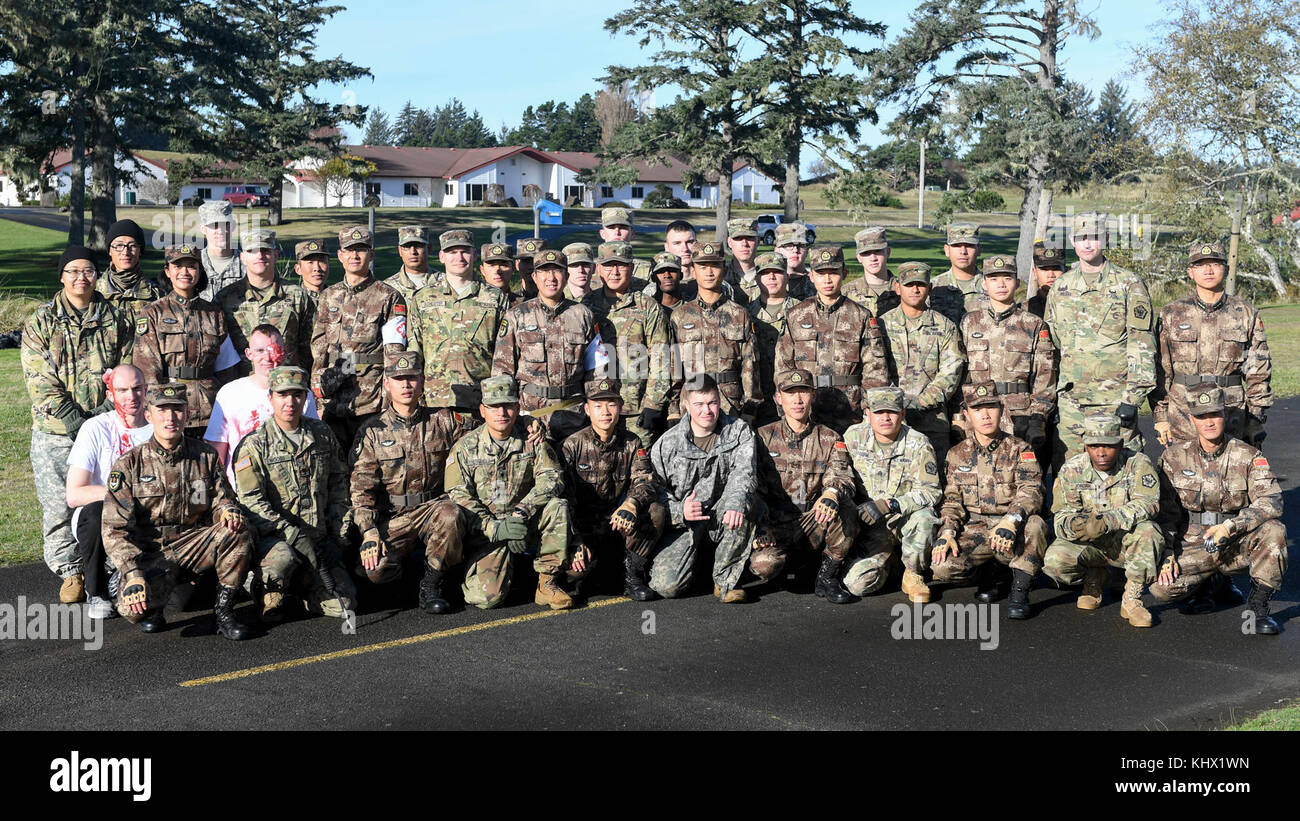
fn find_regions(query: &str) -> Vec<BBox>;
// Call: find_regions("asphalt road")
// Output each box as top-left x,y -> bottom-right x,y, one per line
1,411 -> 1296,731
0,206 -> 73,233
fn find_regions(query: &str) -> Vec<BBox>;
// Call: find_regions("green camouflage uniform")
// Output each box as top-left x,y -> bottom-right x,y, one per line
582,286 -> 673,443
929,270 -> 985,328
96,266 -> 162,327
407,278 -> 510,409
842,274 -> 900,317
214,275 -> 316,372
748,294 -> 802,426
879,305 -> 965,468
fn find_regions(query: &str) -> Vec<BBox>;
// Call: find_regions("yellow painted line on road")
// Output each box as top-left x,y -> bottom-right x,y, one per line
179,596 -> 629,688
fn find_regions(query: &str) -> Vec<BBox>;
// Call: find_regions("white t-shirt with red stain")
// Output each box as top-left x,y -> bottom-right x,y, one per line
204,376 -> 318,484
67,410 -> 155,531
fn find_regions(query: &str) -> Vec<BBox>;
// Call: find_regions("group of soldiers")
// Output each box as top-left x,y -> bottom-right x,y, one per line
21,202 -> 1287,640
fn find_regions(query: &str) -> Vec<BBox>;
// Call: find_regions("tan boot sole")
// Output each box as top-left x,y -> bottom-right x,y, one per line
1120,602 -> 1153,627
536,589 -> 574,610
1077,595 -> 1102,610
59,576 -> 85,604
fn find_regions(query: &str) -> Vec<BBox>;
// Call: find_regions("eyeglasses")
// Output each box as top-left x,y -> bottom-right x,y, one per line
63,267 -> 97,279
108,243 -> 141,253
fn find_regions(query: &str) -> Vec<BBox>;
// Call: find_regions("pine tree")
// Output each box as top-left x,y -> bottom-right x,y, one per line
362,107 -> 394,145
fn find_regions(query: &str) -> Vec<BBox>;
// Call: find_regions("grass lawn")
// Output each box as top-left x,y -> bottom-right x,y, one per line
1228,700 -> 1300,730
0,349 -> 41,566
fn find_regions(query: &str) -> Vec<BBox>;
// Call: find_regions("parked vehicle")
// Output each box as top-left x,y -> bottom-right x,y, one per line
222,185 -> 270,207
754,213 -> 817,245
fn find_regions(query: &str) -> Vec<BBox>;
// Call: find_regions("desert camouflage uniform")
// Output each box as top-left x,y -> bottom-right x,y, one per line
842,274 -> 900,317
96,266 -> 162,327
562,426 -> 666,563
214,275 -> 316,372
748,295 -> 802,426
132,293 -> 231,430
407,278 -> 510,409
199,251 -> 245,303
879,305 -> 965,467
840,423 -> 942,595
670,294 -> 762,421
582,288 -> 673,442
961,304 -> 1057,438
929,271 -> 985,328
491,297 -> 599,441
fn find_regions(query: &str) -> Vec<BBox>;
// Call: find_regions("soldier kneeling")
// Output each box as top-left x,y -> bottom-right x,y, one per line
931,383 -> 1048,619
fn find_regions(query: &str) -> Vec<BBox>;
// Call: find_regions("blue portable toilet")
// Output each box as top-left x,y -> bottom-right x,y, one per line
535,197 -> 563,226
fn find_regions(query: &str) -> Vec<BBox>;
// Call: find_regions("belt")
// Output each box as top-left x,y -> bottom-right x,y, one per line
1195,511 -> 1231,526
353,352 -> 385,366
521,382 -> 581,400
994,380 -> 1029,395
1174,374 -> 1243,387
706,371 -> 740,385
815,371 -> 858,388
172,365 -> 212,380
391,490 -> 440,511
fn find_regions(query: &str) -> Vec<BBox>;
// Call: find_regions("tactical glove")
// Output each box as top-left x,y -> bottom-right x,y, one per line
1068,512 -> 1108,541
857,499 -> 883,527
989,514 -> 1020,553
120,570 -> 147,610
1203,522 -> 1234,554
1115,402 -> 1138,428
496,516 -> 529,553
611,500 -> 638,532
811,491 -> 839,521
1153,420 -> 1172,447
932,532 -> 960,565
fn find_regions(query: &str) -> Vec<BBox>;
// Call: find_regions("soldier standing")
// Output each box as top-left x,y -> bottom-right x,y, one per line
747,253 -> 802,427
1151,241 -> 1271,448
843,227 -> 900,317
929,223 -> 985,327
840,387 -> 943,603
214,228 -> 315,373
96,219 -> 161,326
383,225 -> 433,307
563,242 -> 597,301
878,261 -> 965,469
598,207 -> 651,281
24,246 -> 135,602
931,383 -> 1047,619
774,245 -> 890,434
293,239 -> 330,308
775,222 -> 816,300
750,369 -> 858,604
197,201 -> 245,302
663,219 -> 696,283
102,382 -> 253,639
561,378 -> 667,601
479,242 -> 521,306
233,366 -> 355,623
515,237 -> 546,299
309,225 -> 407,453
1042,414 -> 1164,628
407,229 -> 509,411
1151,385 -> 1285,634
648,251 -> 686,311
1025,242 -> 1064,319
724,217 -> 759,292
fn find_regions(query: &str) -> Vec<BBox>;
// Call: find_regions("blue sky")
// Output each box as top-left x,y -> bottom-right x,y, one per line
315,0 -> 1170,154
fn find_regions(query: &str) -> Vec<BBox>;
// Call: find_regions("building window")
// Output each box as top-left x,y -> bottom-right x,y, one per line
196,187 -> 212,200
445,182 -> 454,196
601,185 -> 613,198
689,185 -> 702,199
563,185 -> 585,203
365,182 -> 381,198
631,186 -> 644,199
404,183 -> 419,196
466,183 -> 487,202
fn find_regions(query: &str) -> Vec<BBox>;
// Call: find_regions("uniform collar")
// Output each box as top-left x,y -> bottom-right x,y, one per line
1194,293 -> 1227,313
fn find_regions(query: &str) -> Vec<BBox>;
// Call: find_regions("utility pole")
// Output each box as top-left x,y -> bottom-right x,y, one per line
917,137 -> 927,230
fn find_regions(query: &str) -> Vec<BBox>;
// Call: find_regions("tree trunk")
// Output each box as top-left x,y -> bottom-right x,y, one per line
1015,158 -> 1047,283
715,156 -> 733,241
269,174 -> 283,226
67,114 -> 86,246
783,153 -> 800,222
88,93 -> 117,251
1241,215 -> 1287,298
1028,185 -> 1053,297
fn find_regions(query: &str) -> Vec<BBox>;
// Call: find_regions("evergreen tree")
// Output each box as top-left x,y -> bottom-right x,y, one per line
362,107 -> 394,145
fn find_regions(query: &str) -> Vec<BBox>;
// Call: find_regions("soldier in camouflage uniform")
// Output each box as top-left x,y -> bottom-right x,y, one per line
932,383 -> 1047,618
751,368 -> 858,604
350,352 -> 475,614
24,246 -> 135,600
492,249 -> 601,442
843,227 -> 900,317
102,382 -> 252,639
383,225 -> 433,307
515,237 -> 546,299
97,219 -> 161,326
1043,414 -> 1164,628
724,217 -> 759,293
878,261 -> 965,470
774,222 -> 816,301
1151,385 -> 1285,634
929,223 -> 985,327
214,229 -> 315,374
233,366 -> 356,622
440,376 -> 575,610
840,387 -> 943,602
746,252 -> 803,426
1026,242 -> 1064,319
599,207 -> 651,281
669,240 -> 762,426
133,244 -> 242,436
407,230 -> 510,411
563,242 -> 597,302
1045,213 -> 1156,465
774,245 -> 891,434
309,226 -> 407,453
664,219 -> 697,283
197,201 -> 245,301
1151,241 -> 1272,448
293,239 -> 330,308
479,242 -> 521,306
649,375 -> 757,602
583,241 -> 672,443
959,254 -> 1056,459
561,377 -> 666,600
648,251 -> 686,311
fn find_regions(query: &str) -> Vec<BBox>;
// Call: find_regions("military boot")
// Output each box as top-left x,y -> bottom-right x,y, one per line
814,556 -> 854,604
901,569 -> 930,604
712,584 -> 747,603
1185,582 -> 1215,615
59,573 -> 85,604
974,564 -> 1001,603
623,550 -> 657,602
1246,579 -> 1280,635
261,590 -> 287,624
138,610 -> 167,634
214,585 -> 250,640
535,573 -> 574,610
1119,579 -> 1153,628
1076,566 -> 1107,610
1214,575 -> 1246,606
1006,569 -> 1033,620
419,568 -> 451,615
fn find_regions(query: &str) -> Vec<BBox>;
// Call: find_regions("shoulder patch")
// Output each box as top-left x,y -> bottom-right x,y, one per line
1133,304 -> 1148,319
1020,451 -> 1037,461
107,470 -> 123,492
834,441 -> 848,451
1141,473 -> 1156,488
393,303 -> 405,315
1039,328 -> 1050,339
868,317 -> 878,327
234,457 -> 252,472
498,318 -> 509,338
636,448 -> 648,458
1254,457 -> 1269,468
135,317 -> 147,335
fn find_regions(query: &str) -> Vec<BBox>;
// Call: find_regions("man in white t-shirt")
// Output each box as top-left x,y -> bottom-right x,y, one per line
205,324 -> 318,483
66,364 -> 154,618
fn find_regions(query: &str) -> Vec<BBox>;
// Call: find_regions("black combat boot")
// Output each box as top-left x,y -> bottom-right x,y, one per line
1213,575 -> 1246,606
623,549 -> 657,602
975,563 -> 1001,603
138,610 -> 166,634
1185,581 -> 1216,615
214,585 -> 250,640
814,556 -> 854,604
1246,579 -> 1280,636
1006,569 -> 1033,620
419,567 -> 451,615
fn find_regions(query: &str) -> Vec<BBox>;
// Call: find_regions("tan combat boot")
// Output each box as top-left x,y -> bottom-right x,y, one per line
1076,566 -> 1108,610
535,573 -> 574,610
261,590 -> 287,624
59,573 -> 85,603
901,569 -> 931,604
1119,579 -> 1153,628
712,584 -> 747,603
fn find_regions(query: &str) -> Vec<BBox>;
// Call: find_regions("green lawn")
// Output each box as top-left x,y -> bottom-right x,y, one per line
0,349 -> 40,566
1228,700 -> 1300,730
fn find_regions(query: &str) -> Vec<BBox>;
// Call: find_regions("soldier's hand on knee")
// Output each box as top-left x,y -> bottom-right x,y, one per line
120,571 -> 148,615
1158,554 -> 1180,586
989,514 -> 1019,554
360,529 -> 386,571
610,500 -> 638,533
570,544 -> 592,574
812,491 -> 839,524
722,509 -> 744,530
221,506 -> 247,533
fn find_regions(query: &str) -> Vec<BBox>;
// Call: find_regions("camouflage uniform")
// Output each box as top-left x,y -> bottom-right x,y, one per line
197,201 -> 245,301
930,223 -> 986,327
670,293 -> 762,422
96,266 -> 162,328
383,226 -> 435,308
407,276 -> 509,409
23,291 -> 134,578
214,275 -> 316,372
960,297 -> 1057,441
879,300 -> 965,469
649,414 -> 757,597
132,291 -> 232,431
843,274 -> 900,317
1027,244 -> 1065,321
748,293 -> 802,426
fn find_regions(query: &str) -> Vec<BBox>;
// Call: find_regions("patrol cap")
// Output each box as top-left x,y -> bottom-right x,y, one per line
1032,242 -> 1065,269
1072,212 -> 1106,239
775,222 -> 809,246
534,248 -> 567,269
438,229 -> 473,251
601,206 -> 632,227
563,242 -> 594,265
164,243 -> 201,264
596,241 -> 632,265
1189,241 -> 1227,264
198,200 -> 233,226
585,377 -> 623,401
726,218 -> 758,240
776,368 -> 815,392
692,241 -> 725,264
1187,384 -> 1226,415
866,386 -> 905,413
397,226 -> 430,246
754,251 -> 787,273
339,226 -> 373,249
982,255 -> 1017,277
516,238 -> 546,259
240,229 -> 276,253
946,223 -> 980,245
855,226 -> 888,253
651,251 -> 682,273
267,366 -> 309,393
296,239 -> 329,260
962,382 -> 1001,408
385,350 -> 424,378
897,261 -> 931,285
1081,414 -> 1123,446
479,375 -> 519,406
808,245 -> 845,271
147,382 -> 188,408
481,242 -> 513,263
